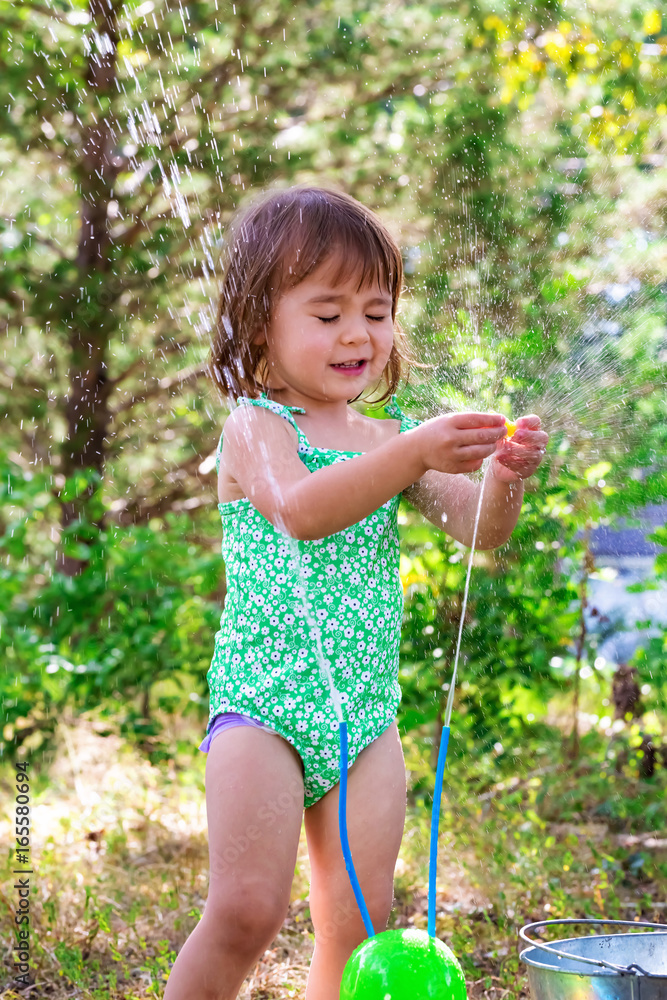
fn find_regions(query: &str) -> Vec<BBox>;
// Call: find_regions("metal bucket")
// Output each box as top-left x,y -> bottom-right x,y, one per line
519,919 -> 667,999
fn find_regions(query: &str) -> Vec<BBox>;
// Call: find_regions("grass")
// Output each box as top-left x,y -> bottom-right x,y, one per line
1,709 -> 666,1000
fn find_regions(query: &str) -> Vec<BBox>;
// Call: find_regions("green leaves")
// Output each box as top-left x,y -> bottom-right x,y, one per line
0,452 -> 225,759
540,272 -> 584,303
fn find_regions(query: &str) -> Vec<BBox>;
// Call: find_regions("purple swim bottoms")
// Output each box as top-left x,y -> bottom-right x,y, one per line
198,712 -> 280,753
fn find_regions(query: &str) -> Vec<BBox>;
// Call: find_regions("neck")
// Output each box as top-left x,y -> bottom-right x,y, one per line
266,387 -> 359,424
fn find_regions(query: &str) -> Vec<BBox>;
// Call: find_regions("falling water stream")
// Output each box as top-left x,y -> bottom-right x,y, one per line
428,456 -> 490,937
443,458 -> 491,731
232,406 -> 347,725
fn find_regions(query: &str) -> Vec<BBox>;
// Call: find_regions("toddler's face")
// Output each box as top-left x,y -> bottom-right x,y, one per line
255,258 -> 395,401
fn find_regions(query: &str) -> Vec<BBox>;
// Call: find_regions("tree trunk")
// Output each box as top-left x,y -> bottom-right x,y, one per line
56,0 -> 121,576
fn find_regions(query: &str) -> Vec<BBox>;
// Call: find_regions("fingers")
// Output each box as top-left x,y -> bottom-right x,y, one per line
500,429 -> 548,449
491,413 -> 549,481
512,416 -> 548,449
451,412 -> 506,430
427,411 -> 548,477
515,414 -> 541,430
496,438 -> 547,462
459,425 -> 509,447
494,433 -> 549,479
508,433 -> 549,458
495,448 -> 542,469
459,442 -> 504,461
505,413 -> 548,448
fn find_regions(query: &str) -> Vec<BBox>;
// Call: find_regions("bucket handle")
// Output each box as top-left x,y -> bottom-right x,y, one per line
519,918 -> 667,977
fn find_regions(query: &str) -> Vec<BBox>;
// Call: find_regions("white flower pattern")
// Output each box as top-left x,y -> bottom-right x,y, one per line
203,393 -> 421,808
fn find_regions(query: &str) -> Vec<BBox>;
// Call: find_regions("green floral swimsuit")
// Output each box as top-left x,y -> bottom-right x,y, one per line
205,392 -> 422,808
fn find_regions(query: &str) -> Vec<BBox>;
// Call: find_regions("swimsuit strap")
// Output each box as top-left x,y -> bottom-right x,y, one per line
215,392 -> 307,474
215,393 -> 420,473
246,391 -> 306,416
383,394 -> 423,433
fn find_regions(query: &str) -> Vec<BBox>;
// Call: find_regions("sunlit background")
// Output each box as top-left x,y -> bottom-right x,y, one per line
1,1 -> 666,997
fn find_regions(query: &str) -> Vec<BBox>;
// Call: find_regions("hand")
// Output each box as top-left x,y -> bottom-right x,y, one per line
415,411 -> 509,475
491,415 -> 548,483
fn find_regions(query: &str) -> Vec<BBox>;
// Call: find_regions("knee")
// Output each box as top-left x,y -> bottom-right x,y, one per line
204,880 -> 289,954
313,881 -> 394,950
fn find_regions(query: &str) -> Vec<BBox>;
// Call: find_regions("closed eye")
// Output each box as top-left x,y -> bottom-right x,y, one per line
317,315 -> 387,324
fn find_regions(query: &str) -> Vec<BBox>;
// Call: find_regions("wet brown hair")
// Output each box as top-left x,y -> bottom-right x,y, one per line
209,184 -> 423,406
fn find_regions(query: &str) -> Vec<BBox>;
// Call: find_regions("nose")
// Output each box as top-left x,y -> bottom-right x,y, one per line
341,314 -> 371,346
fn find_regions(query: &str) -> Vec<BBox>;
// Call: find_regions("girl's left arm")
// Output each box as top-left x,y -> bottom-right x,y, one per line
402,415 -> 548,549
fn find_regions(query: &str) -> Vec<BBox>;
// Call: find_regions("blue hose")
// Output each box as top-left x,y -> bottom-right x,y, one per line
338,721 -> 376,938
338,720 -> 451,940
427,725 -> 450,937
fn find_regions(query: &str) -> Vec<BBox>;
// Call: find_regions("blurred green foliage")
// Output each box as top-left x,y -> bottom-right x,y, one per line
0,0 -> 666,824
0,453 -> 224,759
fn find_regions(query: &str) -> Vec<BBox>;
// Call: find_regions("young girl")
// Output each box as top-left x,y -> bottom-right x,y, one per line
164,186 -> 548,1000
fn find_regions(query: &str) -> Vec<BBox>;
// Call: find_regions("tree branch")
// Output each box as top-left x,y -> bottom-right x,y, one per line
108,452 -> 215,525
0,284 -> 28,311
27,2 -> 71,25
15,427 -> 53,468
107,337 -> 195,390
109,362 -> 207,417
108,485 -> 189,524
28,230 -> 71,261
113,184 -> 165,250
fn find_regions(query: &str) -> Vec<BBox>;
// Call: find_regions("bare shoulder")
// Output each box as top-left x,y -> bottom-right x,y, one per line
222,406 -> 297,451
218,404 -> 299,504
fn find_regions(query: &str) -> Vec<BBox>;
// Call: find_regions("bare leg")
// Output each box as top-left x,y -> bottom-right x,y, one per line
164,727 -> 304,1000
303,720 -> 407,1000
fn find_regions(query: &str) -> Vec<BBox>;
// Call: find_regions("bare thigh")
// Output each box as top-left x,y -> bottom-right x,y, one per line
205,726 -> 305,927
304,720 -> 407,943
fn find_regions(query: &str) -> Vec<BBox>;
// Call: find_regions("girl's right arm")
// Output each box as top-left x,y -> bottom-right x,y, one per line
222,404 -> 506,540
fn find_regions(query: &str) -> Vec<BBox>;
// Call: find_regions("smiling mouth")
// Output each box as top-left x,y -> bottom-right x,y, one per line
331,360 -> 368,372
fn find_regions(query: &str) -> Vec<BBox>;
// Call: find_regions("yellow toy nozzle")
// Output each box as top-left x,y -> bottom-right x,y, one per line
504,419 -> 517,437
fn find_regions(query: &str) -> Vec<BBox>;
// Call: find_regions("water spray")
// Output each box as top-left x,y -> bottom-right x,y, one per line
241,398 -> 508,997
338,455 -> 495,998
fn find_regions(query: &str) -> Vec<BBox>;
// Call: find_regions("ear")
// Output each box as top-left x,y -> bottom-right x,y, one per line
251,328 -> 266,346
